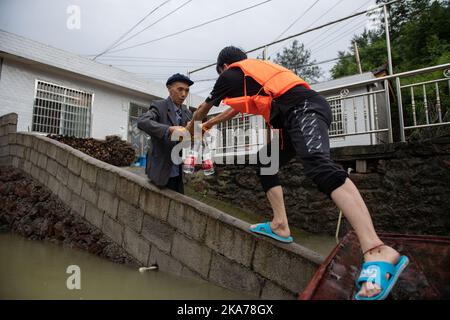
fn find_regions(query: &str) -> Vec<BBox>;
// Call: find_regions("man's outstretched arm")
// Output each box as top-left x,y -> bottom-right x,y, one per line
185,101 -> 214,134
186,102 -> 240,134
203,108 -> 240,130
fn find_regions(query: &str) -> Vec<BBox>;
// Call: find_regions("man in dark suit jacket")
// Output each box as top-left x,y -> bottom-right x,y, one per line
137,74 -> 193,194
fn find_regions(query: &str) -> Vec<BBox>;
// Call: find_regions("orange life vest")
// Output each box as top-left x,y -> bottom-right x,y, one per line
222,59 -> 311,123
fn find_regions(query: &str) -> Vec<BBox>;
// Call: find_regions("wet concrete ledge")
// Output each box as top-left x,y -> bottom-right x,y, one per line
0,112 -> 324,299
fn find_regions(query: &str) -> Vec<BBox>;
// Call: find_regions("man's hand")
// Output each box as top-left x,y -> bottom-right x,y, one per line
200,123 -> 210,133
187,121 -> 209,132
185,101 -> 214,135
168,126 -> 187,141
169,126 -> 186,134
185,121 -> 209,141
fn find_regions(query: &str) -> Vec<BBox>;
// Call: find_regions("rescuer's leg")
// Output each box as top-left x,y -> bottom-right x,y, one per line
251,135 -> 295,241
287,99 -> 406,299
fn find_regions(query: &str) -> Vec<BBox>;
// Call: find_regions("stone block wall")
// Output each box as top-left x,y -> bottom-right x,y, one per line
189,137 -> 450,236
0,113 -> 16,167
0,112 -> 324,300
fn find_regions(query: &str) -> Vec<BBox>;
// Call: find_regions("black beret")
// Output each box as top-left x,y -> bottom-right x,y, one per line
166,73 -> 194,86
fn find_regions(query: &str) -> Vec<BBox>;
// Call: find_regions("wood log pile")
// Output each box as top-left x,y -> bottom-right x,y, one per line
47,134 -> 137,167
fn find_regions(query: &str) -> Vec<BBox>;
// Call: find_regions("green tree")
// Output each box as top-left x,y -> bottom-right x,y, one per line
273,40 -> 322,83
331,29 -> 388,79
331,0 -> 450,79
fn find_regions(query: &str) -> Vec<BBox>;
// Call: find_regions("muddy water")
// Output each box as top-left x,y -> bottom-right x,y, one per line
0,232 -> 254,300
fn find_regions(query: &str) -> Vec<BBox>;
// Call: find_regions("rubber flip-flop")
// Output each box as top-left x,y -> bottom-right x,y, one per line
355,255 -> 409,300
249,222 -> 294,244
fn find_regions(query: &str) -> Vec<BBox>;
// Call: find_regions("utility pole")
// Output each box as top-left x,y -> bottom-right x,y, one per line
384,4 -> 394,75
353,41 -> 363,74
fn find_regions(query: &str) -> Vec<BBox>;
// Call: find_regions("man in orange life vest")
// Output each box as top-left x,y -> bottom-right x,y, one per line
183,46 -> 408,300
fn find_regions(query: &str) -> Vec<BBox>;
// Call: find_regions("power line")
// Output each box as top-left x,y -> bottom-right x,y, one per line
98,59 -> 211,65
190,55 -> 354,84
269,0 -> 345,58
305,0 -> 373,50
108,0 -> 194,52
245,0 -> 396,54
272,0 -> 321,42
189,0 -> 400,74
310,16 -> 367,51
312,19 -> 368,52
137,55 -> 357,86
272,0 -> 373,59
92,0 -> 173,60
299,55 -> 354,68
93,56 -> 213,63
89,54 -> 209,60
153,56 -> 356,87
108,64 -> 208,68
303,0 -> 346,32
107,0 -> 273,54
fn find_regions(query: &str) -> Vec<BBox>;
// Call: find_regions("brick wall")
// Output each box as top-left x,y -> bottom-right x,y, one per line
189,138 -> 450,236
0,112 -> 324,300
0,112 -> 16,167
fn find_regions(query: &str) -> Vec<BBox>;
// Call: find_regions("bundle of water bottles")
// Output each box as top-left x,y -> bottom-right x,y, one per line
182,128 -> 215,176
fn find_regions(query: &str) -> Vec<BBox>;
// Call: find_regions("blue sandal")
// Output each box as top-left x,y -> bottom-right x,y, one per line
355,255 -> 409,300
249,222 -> 294,244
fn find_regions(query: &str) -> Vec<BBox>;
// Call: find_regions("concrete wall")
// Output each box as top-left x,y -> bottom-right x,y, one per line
190,140 -> 450,237
0,112 -> 324,299
0,58 -> 156,140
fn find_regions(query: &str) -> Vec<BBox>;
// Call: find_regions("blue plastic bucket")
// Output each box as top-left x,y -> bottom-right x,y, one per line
138,155 -> 147,167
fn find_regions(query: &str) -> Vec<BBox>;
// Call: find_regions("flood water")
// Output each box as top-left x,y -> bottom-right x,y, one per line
0,232 -> 254,300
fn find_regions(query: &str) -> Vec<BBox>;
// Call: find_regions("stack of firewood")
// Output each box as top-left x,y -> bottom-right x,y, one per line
47,134 -> 137,167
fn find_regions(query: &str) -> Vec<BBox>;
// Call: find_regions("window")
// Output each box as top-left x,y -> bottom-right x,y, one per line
32,80 -> 92,137
328,97 -> 345,136
129,102 -> 149,119
129,102 -> 150,156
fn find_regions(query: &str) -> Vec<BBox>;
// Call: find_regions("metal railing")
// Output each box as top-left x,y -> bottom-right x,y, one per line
208,63 -> 450,157
396,65 -> 450,141
317,63 -> 450,143
187,0 -> 449,146
323,85 -> 392,144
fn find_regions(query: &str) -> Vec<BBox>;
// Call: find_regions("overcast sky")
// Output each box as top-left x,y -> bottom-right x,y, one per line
0,0 -> 380,97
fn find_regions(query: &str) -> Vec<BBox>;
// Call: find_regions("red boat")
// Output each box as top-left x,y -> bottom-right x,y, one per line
299,231 -> 450,300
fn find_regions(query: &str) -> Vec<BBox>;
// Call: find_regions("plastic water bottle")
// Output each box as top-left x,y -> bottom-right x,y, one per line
201,137 -> 215,176
182,140 -> 201,174
202,159 -> 215,176
182,153 -> 196,174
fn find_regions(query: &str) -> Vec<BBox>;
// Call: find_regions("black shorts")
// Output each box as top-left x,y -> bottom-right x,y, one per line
257,96 -> 348,197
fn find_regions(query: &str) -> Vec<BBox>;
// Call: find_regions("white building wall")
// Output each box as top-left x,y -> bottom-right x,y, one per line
0,30 -> 169,98
0,58 -> 158,140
